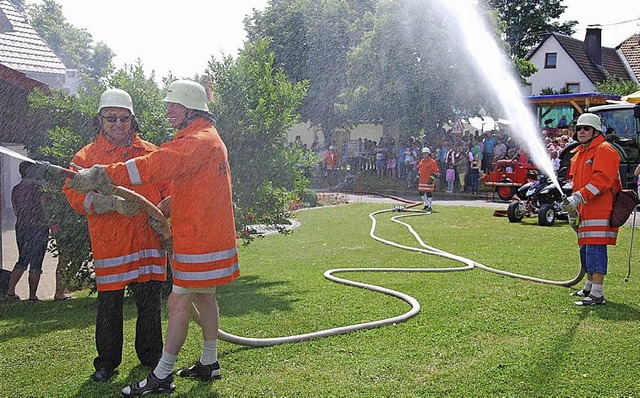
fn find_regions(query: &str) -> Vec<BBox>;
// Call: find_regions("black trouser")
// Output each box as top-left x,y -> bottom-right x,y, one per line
94,281 -> 163,371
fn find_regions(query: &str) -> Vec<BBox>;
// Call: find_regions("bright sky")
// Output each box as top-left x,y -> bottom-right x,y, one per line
25,0 -> 640,81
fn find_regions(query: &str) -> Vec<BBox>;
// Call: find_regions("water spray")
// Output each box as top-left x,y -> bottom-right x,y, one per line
437,0 -> 562,194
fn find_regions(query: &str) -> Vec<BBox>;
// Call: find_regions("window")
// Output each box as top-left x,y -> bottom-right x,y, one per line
544,53 -> 557,69
565,83 -> 580,93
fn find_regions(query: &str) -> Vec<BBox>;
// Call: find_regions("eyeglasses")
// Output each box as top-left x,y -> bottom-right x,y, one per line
102,115 -> 132,123
576,126 -> 593,132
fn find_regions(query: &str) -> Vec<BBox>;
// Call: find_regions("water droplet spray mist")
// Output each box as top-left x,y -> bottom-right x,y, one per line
437,0 -> 562,193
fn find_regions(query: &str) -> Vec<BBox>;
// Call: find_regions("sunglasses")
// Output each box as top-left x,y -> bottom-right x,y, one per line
102,115 -> 132,123
576,126 -> 593,132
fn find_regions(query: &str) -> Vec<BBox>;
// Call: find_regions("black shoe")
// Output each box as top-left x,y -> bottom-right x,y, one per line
574,294 -> 606,306
176,360 -> 221,382
121,372 -> 176,397
93,368 -> 114,382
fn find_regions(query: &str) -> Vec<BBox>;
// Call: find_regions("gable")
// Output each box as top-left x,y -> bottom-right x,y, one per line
617,34 -> 640,83
528,32 -> 631,85
0,0 -> 66,76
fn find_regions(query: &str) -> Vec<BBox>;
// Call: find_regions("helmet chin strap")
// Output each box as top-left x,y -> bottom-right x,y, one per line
581,130 -> 600,147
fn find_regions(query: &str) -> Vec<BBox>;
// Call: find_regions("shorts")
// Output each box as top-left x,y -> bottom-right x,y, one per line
579,244 -> 608,275
14,225 -> 49,274
172,285 -> 217,295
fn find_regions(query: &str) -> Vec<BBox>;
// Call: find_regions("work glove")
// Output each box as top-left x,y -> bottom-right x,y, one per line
562,192 -> 584,213
91,193 -> 141,216
68,165 -> 112,194
428,176 -> 436,184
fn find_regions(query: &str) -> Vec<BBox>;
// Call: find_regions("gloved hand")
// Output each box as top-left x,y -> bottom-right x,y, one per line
68,165 -> 112,194
562,192 -> 584,213
428,176 -> 436,184
148,215 -> 169,236
91,194 -> 141,216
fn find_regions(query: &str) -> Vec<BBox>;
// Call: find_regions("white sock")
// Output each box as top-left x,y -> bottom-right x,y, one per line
422,194 -> 428,206
591,284 -> 603,298
427,197 -> 433,208
200,340 -> 218,365
583,280 -> 593,292
153,351 -> 177,380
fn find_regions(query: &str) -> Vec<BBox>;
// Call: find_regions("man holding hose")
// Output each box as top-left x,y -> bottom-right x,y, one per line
69,80 -> 239,396
562,113 -> 620,306
63,88 -> 170,382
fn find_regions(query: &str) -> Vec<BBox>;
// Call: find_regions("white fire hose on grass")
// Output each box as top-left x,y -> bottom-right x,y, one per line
217,202 -> 583,347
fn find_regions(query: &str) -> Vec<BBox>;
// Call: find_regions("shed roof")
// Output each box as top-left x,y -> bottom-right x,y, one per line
617,34 -> 640,82
0,0 -> 66,75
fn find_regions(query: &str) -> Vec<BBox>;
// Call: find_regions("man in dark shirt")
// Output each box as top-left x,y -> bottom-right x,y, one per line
4,162 -> 50,301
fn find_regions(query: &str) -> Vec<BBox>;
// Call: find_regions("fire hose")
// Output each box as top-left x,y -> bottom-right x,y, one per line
5,145 -> 584,348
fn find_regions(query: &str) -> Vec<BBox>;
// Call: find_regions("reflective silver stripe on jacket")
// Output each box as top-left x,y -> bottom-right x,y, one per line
578,231 -> 618,239
94,249 -> 166,268
579,219 -> 610,228
95,265 -> 167,285
585,183 -> 600,196
125,158 -> 142,185
172,247 -> 238,264
172,262 -> 240,281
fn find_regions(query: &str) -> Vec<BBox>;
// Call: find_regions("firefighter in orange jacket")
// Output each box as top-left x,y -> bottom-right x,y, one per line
62,88 -> 169,382
70,80 -> 239,396
417,147 -> 439,212
563,113 -> 621,306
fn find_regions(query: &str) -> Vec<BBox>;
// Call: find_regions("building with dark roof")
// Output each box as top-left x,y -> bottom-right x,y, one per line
525,27 -> 635,96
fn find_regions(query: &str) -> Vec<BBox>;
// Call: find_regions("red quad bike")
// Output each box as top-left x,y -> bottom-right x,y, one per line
483,159 -> 536,201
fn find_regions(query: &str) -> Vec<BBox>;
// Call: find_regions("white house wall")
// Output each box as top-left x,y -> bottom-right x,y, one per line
528,36 -> 596,95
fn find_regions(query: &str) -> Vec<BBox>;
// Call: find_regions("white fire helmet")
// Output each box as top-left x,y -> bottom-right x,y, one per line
421,147 -> 431,155
575,113 -> 602,133
163,80 -> 210,112
98,88 -> 134,115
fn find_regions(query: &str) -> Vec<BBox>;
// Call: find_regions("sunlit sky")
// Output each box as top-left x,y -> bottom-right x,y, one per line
24,0 -> 640,81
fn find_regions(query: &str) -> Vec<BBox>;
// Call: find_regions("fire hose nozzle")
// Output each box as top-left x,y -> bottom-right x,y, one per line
35,160 -> 78,179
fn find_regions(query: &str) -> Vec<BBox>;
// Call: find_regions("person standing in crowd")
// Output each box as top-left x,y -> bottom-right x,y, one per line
4,162 -> 50,302
469,153 -> 482,195
63,88 -> 169,382
417,147 -> 439,212
69,80 -> 239,396
563,113 -> 621,306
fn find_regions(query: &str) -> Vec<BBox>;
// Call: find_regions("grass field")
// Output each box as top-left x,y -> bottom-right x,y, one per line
2,203 -> 640,397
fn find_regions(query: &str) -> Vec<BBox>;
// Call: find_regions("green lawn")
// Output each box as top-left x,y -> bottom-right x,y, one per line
2,203 -> 640,397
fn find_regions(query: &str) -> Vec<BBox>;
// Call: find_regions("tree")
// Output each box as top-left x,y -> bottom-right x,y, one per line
28,0 -> 115,81
206,38 -> 313,236
596,78 -> 640,96
487,0 -> 577,59
246,0 -> 376,144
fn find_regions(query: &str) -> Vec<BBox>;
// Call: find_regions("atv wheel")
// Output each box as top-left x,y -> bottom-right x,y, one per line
507,201 -> 525,222
496,184 -> 514,201
538,204 -> 556,226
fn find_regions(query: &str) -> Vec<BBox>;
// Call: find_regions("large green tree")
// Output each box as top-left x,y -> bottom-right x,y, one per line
207,37 -> 313,234
28,0 -> 115,81
488,0 -> 577,59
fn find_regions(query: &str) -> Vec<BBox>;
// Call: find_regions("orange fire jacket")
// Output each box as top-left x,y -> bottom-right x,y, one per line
569,134 -> 621,245
417,157 -> 439,193
62,134 -> 169,291
104,118 -> 239,289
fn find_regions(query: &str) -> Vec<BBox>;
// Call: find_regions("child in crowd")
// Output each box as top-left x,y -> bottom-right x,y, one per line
446,165 -> 455,193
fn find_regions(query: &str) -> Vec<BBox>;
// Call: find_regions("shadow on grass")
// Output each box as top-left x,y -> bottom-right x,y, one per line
579,301 -> 640,321
0,298 -> 96,343
217,275 -> 302,317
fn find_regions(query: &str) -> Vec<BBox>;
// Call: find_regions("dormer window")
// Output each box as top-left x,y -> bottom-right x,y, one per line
544,53 -> 557,69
